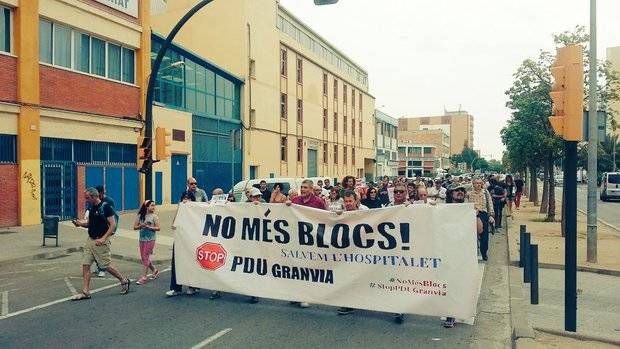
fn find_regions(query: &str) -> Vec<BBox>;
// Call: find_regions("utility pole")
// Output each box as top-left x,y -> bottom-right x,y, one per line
586,0 -> 598,263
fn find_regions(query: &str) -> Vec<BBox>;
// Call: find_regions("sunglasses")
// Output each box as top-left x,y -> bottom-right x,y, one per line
189,182 -> 197,185
394,190 -> 406,194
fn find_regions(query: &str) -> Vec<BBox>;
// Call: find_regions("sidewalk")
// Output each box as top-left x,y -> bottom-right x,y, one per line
507,196 -> 620,346
0,207 -> 178,266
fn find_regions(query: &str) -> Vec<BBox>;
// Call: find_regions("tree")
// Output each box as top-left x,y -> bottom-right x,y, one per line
451,146 -> 480,171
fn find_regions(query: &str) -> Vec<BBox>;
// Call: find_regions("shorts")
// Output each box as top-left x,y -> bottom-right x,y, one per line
81,237 -> 111,268
139,240 -> 156,267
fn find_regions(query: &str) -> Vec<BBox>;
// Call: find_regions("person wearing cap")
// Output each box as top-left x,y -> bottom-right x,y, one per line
246,187 -> 266,203
428,179 -> 447,203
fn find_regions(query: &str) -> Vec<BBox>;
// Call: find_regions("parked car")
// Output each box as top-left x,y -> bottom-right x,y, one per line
554,174 -> 564,186
600,172 -> 620,202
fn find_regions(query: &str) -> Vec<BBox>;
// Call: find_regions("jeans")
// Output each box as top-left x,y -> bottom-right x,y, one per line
169,244 -> 182,292
493,199 -> 505,227
478,211 -> 490,259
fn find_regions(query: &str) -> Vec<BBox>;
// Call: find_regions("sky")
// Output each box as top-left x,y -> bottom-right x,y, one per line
279,0 -> 620,160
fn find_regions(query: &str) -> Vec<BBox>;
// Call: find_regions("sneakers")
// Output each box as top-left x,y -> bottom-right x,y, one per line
186,287 -> 199,295
394,313 -> 404,324
299,302 -> 310,308
337,307 -> 354,315
209,291 -> 221,299
97,271 -> 106,278
165,290 -> 181,297
248,296 -> 259,303
442,317 -> 456,328
136,276 -> 148,285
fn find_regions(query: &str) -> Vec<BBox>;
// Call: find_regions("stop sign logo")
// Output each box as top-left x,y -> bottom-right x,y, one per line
196,242 -> 227,270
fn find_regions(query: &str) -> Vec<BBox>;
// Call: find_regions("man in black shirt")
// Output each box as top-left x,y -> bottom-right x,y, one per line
72,187 -> 129,300
378,175 -> 390,206
258,180 -> 272,202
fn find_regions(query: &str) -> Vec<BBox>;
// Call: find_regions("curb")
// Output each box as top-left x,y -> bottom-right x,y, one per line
534,326 -> 620,346
508,261 -> 620,277
0,246 -> 170,268
576,208 -> 620,234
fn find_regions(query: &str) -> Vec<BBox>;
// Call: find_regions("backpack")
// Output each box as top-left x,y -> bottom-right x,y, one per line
97,201 -> 119,235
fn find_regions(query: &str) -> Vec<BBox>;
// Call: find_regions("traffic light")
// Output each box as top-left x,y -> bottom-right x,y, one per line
155,127 -> 172,161
137,136 -> 152,174
548,45 -> 584,141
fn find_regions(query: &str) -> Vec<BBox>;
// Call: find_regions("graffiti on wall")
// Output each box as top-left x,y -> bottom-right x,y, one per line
23,171 -> 38,200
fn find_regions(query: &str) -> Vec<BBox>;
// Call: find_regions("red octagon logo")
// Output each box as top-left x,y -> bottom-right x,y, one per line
196,242 -> 227,270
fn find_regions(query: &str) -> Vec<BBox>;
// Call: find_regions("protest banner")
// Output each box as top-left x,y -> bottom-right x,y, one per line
175,202 -> 479,319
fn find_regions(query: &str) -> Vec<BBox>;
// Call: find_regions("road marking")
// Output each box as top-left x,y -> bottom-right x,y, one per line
576,208 -> 620,235
0,268 -> 171,321
64,277 -> 78,296
1,291 -> 8,316
190,328 -> 232,349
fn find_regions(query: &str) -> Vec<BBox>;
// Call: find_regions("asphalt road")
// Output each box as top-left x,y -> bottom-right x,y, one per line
0,253 -> 478,349
557,185 -> 620,231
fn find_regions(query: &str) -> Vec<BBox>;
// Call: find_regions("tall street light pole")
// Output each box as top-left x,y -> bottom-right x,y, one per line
144,0 -> 215,200
586,0 -> 598,263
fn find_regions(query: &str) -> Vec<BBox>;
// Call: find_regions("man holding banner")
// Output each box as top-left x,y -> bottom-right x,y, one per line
173,178 -> 479,326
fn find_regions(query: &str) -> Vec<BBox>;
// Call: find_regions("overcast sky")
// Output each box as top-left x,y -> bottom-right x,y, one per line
279,0 -> 620,160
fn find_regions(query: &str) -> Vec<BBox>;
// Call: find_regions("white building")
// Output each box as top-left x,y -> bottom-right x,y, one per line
375,109 -> 398,178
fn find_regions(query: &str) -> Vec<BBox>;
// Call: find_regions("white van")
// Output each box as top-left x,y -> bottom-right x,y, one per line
600,172 -> 620,201
232,178 -> 303,202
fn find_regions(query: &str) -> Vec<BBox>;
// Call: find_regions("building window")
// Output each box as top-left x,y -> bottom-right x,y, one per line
280,136 -> 287,161
297,99 -> 303,123
352,118 -> 355,136
91,37 -> 106,77
351,89 -> 355,109
343,84 -> 347,103
352,148 -> 355,165
39,20 -> 53,64
323,143 -> 328,163
0,7 -> 10,53
333,112 -> 338,132
333,144 -> 338,164
297,138 -> 303,162
343,114 -> 347,134
74,32 -> 90,73
322,73 -> 328,95
280,93 -> 287,119
344,146 -> 347,165
359,121 -> 363,139
38,19 -> 135,83
280,48 -> 287,76
359,93 -> 363,110
296,58 -> 303,84
323,108 -> 328,129
333,79 -> 338,99
121,47 -> 135,83
107,42 -> 121,80
53,24 -> 71,68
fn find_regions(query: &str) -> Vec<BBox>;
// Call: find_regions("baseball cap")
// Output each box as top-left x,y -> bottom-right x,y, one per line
250,187 -> 262,197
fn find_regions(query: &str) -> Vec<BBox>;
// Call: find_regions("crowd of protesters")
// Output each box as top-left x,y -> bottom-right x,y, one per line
71,172 -> 521,328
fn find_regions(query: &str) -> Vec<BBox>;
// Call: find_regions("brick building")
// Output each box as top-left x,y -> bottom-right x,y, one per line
0,0 -> 149,226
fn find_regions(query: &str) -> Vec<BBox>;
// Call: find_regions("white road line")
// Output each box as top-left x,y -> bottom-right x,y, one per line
190,328 -> 232,349
1,291 -> 8,316
0,268 -> 171,321
64,277 -> 78,296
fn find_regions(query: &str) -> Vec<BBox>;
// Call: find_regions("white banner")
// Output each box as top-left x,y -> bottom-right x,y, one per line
175,202 -> 480,319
